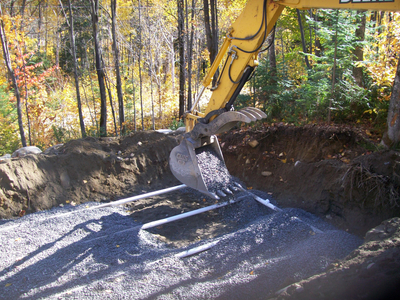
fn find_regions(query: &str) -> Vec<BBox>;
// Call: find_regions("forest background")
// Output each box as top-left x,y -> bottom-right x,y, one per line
0,0 -> 399,155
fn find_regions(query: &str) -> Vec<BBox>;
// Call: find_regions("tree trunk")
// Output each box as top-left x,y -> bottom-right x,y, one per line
382,55 -> 400,148
203,0 -> 219,87
81,80 -> 95,127
90,0 -> 107,136
146,0 -> 155,130
308,9 -> 313,55
111,0 -> 125,135
138,0 -> 144,130
129,33 -> 137,131
171,35 -> 175,94
313,10 -> 322,58
132,62 -> 137,132
0,5 -> 27,147
21,56 -> 32,145
296,9 -> 311,70
264,28 -> 277,113
186,0 -> 196,110
328,11 -> 339,125
105,74 -> 118,135
268,29 -> 277,86
56,17 -> 60,69
38,0 -> 42,51
211,0 -> 218,53
177,0 -> 185,118
67,0 -> 86,137
353,10 -> 366,87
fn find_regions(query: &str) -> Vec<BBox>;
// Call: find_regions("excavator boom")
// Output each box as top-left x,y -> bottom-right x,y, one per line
170,0 -> 400,198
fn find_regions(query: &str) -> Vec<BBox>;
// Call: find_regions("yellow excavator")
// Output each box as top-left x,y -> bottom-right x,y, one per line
169,0 -> 400,199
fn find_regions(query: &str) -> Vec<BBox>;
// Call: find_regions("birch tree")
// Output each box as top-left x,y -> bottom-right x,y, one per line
382,56 -> 400,148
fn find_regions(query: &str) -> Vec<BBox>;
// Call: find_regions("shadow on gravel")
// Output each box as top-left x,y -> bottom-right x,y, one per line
1,194 -> 364,299
0,212 -> 157,300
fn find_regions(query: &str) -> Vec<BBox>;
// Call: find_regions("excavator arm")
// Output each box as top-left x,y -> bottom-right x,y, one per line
170,0 -> 400,199
186,0 -> 400,133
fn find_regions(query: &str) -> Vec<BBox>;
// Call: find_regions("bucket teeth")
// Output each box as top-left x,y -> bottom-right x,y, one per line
210,192 -> 219,200
233,182 -> 245,191
223,187 -> 233,195
230,185 -> 238,192
216,190 -> 227,197
188,107 -> 266,140
239,107 -> 267,120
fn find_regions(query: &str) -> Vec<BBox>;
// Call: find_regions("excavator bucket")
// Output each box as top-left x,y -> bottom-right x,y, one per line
169,107 -> 266,199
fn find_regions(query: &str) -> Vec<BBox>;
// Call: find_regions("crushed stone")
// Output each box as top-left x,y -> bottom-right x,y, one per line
195,144 -> 233,194
0,190 -> 362,299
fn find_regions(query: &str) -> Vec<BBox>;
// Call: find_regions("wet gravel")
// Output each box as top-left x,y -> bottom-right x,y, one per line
195,145 -> 233,194
0,189 -> 362,299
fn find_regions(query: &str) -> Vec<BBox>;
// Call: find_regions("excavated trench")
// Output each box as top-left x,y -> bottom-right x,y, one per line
0,125 -> 399,299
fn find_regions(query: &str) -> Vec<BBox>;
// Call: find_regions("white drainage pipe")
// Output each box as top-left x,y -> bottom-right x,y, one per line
92,184 -> 187,209
175,240 -> 220,258
141,197 -> 242,230
233,183 -> 281,212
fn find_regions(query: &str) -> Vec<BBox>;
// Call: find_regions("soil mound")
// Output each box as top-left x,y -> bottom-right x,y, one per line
0,131 -> 180,219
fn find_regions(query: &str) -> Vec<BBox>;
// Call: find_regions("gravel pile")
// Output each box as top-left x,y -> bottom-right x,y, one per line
0,190 -> 362,300
195,145 -> 233,194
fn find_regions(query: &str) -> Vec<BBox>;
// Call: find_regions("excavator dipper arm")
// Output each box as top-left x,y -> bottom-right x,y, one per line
170,0 -> 400,198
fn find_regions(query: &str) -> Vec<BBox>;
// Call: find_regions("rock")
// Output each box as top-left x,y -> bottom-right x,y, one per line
0,154 -> 11,161
60,171 -> 71,189
43,144 -> 64,155
294,284 -> 304,293
248,140 -> 259,148
262,171 -> 273,177
156,129 -> 173,134
12,146 -> 42,158
364,217 -> 400,242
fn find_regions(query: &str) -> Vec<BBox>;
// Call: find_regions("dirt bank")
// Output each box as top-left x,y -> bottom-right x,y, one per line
0,131 -> 180,219
221,124 -> 400,236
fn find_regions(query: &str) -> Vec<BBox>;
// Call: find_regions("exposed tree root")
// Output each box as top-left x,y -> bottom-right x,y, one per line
342,162 -> 400,210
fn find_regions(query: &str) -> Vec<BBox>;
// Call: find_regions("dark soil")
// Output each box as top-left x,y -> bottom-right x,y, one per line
1,124 -> 400,299
221,124 -> 400,236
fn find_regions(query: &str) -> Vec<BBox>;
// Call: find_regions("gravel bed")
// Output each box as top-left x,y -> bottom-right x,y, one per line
0,190 -> 362,299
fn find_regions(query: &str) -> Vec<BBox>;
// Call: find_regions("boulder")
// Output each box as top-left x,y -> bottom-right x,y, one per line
11,146 -> 42,158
